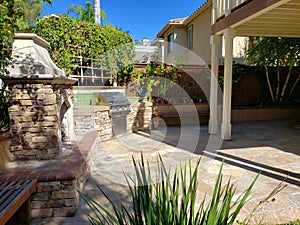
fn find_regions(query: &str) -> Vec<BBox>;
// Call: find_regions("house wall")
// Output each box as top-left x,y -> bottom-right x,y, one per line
174,27 -> 187,48
222,36 -> 248,64
173,27 -> 188,64
163,27 -> 174,64
187,6 -> 212,65
157,4 -> 248,66
162,26 -> 188,65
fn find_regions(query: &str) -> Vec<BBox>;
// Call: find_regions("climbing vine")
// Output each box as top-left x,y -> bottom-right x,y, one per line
32,15 -> 135,81
0,0 -> 15,132
0,0 -> 15,75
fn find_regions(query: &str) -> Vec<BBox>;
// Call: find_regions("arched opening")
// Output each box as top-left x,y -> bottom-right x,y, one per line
60,102 -> 69,142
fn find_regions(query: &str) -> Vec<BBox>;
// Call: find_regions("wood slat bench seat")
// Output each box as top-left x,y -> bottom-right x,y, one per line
0,179 -> 37,225
158,111 -> 209,118
157,111 -> 210,125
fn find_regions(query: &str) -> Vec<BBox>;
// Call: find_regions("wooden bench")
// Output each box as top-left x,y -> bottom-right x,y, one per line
158,111 -> 209,118
0,179 -> 37,225
157,111 -> 209,125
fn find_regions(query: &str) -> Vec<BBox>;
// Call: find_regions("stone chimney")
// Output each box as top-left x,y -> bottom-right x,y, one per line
1,33 -> 77,160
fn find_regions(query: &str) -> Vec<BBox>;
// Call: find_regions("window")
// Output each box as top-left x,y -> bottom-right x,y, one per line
188,26 -> 193,50
167,33 -> 174,53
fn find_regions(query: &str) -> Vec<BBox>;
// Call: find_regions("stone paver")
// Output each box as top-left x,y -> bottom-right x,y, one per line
31,121 -> 300,225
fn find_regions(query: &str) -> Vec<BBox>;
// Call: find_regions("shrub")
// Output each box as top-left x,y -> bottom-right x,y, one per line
0,81 -> 9,133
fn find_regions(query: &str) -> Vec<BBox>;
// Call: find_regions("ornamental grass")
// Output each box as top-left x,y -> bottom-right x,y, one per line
79,154 -> 285,225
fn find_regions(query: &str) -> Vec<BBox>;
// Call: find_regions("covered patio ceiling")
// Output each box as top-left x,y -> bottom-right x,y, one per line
212,0 -> 300,38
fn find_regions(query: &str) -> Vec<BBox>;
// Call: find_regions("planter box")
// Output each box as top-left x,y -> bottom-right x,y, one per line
231,106 -> 300,122
154,103 -> 209,126
154,104 -> 300,125
155,103 -> 209,113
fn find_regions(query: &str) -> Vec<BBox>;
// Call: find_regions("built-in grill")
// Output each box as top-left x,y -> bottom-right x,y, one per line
93,92 -> 131,136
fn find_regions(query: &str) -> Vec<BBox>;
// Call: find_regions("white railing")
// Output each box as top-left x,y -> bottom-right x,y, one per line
215,0 -> 250,19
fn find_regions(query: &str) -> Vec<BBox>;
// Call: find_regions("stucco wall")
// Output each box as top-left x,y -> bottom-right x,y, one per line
174,27 -> 187,48
187,6 -> 212,64
162,27 -> 174,64
157,4 -> 248,65
173,27 -> 188,64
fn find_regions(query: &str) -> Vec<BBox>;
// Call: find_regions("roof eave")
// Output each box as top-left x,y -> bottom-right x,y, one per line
157,23 -> 185,38
183,0 -> 212,26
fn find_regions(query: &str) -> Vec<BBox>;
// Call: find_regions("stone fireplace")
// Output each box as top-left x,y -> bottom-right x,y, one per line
1,33 -> 77,160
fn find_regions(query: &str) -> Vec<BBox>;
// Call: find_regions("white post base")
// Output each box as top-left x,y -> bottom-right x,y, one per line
221,122 -> 232,140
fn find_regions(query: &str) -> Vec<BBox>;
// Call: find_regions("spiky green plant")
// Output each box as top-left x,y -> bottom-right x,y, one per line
79,154 -> 285,225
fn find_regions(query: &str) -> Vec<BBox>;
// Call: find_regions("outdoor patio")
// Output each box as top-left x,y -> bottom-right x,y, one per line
30,120 -> 300,225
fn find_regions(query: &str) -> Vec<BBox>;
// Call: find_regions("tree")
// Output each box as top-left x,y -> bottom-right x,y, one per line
14,0 -> 51,31
247,37 -> 300,104
68,1 -> 106,24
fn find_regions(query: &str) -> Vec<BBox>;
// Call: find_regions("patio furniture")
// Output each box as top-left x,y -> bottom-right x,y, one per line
0,179 -> 37,225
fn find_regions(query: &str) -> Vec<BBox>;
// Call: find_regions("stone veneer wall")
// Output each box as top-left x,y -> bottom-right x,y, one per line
74,106 -> 112,141
93,107 -> 113,141
8,83 -> 73,160
0,131 -> 98,219
74,101 -> 152,140
31,179 -> 82,218
128,101 -> 153,132
30,131 -> 97,218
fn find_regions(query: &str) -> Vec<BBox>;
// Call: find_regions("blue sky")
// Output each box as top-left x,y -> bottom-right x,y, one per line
42,0 -> 206,41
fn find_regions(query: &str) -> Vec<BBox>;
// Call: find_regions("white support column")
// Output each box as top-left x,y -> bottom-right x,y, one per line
209,35 -> 221,134
159,39 -> 165,63
221,28 -> 235,140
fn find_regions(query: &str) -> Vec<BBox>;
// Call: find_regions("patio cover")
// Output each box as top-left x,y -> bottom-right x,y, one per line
209,0 -> 300,140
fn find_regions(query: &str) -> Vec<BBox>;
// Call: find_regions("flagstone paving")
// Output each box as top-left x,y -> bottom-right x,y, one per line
31,121 -> 300,225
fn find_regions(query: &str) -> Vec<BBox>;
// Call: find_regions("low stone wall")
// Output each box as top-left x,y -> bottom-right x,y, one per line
31,180 -> 79,218
29,146 -> 89,219
74,101 -> 152,140
94,107 -> 113,141
0,131 -> 99,219
74,106 -> 112,141
128,101 -> 153,132
73,106 -> 95,138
